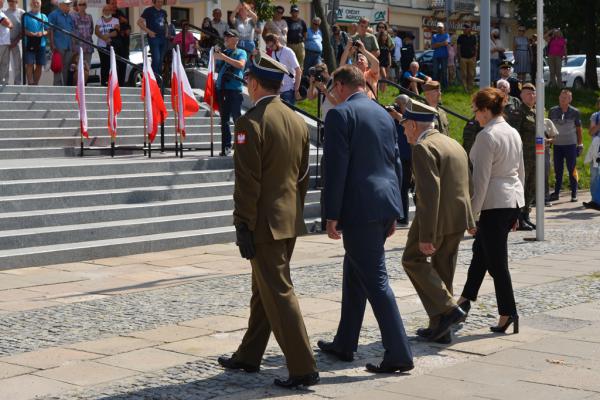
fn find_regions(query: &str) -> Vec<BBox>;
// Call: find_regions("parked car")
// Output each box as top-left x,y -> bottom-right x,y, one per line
416,49 -> 433,77
561,54 -> 600,88
475,51 -> 550,85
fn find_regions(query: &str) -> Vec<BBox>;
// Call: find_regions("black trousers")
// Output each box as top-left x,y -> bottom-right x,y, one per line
400,159 -> 412,221
99,47 -> 110,86
461,207 -> 519,316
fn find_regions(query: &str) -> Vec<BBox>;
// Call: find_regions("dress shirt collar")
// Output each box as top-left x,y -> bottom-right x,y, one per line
254,94 -> 278,107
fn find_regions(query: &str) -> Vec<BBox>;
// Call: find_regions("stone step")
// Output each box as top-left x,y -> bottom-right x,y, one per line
0,92 -> 173,102
0,110 -> 214,119
0,217 -> 321,270
0,101 -> 144,111
0,181 -> 236,212
0,169 -> 235,196
0,136 -> 222,148
0,191 -> 321,230
0,84 -> 145,95
0,157 -> 233,180
0,147 -> 141,159
0,125 -> 225,138
0,117 -> 210,129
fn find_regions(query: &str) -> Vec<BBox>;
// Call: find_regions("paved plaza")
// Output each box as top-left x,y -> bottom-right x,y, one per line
1,194 -> 600,400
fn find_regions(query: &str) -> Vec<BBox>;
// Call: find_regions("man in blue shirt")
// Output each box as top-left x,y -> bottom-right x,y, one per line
431,22 -> 449,89
48,0 -> 74,85
137,0 -> 168,77
303,17 -> 322,75
215,29 -> 247,156
401,61 -> 431,94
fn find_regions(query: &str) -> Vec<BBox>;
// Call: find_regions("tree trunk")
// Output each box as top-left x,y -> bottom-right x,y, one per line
582,0 -> 598,89
312,0 -> 337,72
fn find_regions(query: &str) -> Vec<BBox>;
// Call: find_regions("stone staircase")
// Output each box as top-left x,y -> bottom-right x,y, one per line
0,85 -> 322,269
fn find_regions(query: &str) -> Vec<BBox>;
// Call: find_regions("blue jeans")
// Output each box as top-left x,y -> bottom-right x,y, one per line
433,56 -> 448,89
148,37 -> 167,79
280,89 -> 296,106
238,40 -> 255,56
218,89 -> 243,150
553,144 -> 578,195
491,59 -> 501,82
591,166 -> 600,203
303,50 -> 321,74
333,221 -> 413,365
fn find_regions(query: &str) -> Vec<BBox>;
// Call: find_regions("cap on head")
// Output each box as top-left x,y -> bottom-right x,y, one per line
436,22 -> 444,28
60,0 -> 73,5
463,23 -> 471,29
290,4 -> 299,12
521,82 -> 536,91
250,51 -> 290,82
499,60 -> 513,69
224,29 -> 239,38
422,81 -> 441,92
395,94 -> 412,107
400,100 -> 438,123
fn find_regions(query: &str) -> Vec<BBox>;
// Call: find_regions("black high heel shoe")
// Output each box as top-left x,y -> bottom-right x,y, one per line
458,300 -> 471,323
490,315 -> 519,334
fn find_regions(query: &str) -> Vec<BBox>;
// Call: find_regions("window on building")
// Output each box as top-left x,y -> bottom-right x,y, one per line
171,7 -> 190,28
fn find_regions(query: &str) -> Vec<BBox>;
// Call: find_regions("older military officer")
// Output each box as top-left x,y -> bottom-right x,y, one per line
506,83 -> 537,230
217,53 -> 319,389
422,81 -> 450,136
318,65 -> 414,374
401,102 -> 475,344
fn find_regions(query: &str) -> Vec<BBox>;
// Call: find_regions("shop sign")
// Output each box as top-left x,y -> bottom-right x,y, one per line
331,5 -> 387,23
422,16 -> 479,32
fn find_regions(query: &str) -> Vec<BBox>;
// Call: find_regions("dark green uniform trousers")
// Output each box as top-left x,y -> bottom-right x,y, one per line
402,218 -> 463,326
233,238 -> 317,376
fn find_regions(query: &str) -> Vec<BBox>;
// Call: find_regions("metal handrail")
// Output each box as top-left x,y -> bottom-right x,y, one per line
378,79 -> 470,122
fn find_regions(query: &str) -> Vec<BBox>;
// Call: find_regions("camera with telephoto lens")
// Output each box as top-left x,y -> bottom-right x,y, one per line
308,66 -> 325,82
352,39 -> 361,47
214,44 -> 221,53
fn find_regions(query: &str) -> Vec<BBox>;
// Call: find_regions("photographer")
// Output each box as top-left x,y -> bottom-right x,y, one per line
340,38 -> 379,99
307,63 -> 338,119
264,33 -> 301,105
214,29 -> 247,156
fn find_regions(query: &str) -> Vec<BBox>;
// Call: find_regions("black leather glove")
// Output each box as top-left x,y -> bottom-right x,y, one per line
235,223 -> 256,260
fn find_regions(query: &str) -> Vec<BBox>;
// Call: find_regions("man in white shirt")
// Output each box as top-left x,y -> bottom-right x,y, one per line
211,8 -> 228,39
392,28 -> 402,82
0,0 -> 14,85
4,0 -> 24,84
264,33 -> 301,105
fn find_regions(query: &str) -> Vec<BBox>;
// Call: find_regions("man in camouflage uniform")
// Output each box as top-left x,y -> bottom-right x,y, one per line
423,81 -> 450,136
506,83 -> 537,230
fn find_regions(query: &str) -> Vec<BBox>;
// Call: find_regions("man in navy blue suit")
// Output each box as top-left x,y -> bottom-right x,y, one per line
317,65 -> 414,373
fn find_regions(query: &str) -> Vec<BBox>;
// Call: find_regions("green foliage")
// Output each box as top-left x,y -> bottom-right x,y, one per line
253,0 -> 274,21
297,84 -> 600,189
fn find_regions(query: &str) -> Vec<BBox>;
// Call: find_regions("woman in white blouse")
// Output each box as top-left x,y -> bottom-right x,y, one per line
458,87 -> 525,335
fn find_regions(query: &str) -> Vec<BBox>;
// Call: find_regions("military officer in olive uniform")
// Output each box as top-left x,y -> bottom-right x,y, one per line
497,78 -> 522,123
401,101 -> 475,344
423,81 -> 450,136
506,83 -> 537,230
217,53 -> 319,389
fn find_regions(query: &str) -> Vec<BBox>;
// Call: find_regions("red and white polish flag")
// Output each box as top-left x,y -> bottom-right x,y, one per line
172,46 -> 199,139
75,47 -> 88,138
107,46 -> 122,138
203,46 -> 219,112
141,46 -> 167,143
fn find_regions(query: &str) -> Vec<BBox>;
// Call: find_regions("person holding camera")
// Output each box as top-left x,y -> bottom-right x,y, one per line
340,38 -> 379,100
307,63 -> 337,118
215,29 -> 247,156
264,33 -> 301,105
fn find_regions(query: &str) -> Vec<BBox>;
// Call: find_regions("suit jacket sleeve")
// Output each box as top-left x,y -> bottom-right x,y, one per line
413,144 -> 440,243
323,109 -> 349,221
233,116 -> 262,230
393,130 -> 403,212
469,132 -> 494,218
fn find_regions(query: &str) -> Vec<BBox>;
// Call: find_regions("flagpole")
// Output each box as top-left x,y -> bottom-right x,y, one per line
80,120 -> 84,157
210,95 -> 214,157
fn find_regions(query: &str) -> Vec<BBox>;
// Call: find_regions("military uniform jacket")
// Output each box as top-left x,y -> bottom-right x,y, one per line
507,102 -> 536,167
435,107 -> 450,136
412,129 -> 475,242
233,96 -> 310,244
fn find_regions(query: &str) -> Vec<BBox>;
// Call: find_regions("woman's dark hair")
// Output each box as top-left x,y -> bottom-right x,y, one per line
201,17 -> 211,28
377,30 -> 388,46
472,87 -> 507,116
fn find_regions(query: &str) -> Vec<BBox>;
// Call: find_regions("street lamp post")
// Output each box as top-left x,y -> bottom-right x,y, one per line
480,0 -> 491,88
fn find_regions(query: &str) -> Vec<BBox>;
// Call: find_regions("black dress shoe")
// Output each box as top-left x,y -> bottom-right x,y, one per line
217,356 -> 260,373
428,307 -> 466,342
416,327 -> 431,338
274,372 -> 320,388
458,299 -> 471,323
433,331 -> 452,344
366,362 -> 414,373
317,340 -> 354,362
